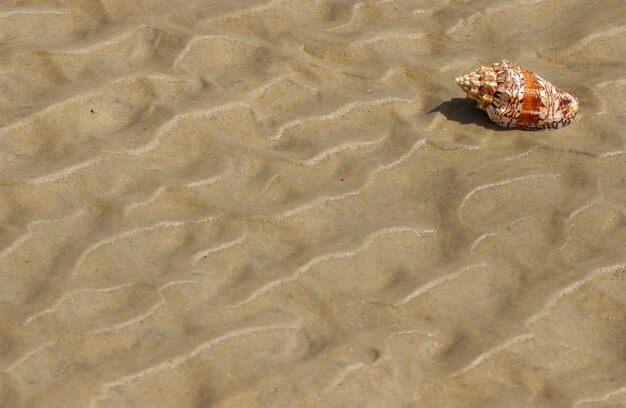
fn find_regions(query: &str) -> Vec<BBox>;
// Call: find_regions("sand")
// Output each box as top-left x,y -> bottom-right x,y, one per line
0,0 -> 625,407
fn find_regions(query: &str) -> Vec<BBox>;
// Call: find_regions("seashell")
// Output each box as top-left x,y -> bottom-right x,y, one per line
455,60 -> 578,130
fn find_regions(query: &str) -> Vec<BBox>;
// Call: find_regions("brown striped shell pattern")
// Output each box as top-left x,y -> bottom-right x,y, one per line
455,60 -> 578,130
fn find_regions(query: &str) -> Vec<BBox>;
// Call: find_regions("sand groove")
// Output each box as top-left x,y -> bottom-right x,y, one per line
0,0 -> 624,407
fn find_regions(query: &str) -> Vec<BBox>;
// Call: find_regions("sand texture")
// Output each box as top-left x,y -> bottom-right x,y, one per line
1,0 -> 625,407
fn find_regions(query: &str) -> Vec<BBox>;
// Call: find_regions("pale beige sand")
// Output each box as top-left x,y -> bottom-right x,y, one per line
0,0 -> 625,407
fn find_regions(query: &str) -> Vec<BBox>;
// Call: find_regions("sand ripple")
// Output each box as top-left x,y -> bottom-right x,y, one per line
0,0 -> 625,407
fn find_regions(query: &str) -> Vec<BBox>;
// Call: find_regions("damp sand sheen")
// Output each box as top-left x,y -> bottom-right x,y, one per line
0,1 -> 625,407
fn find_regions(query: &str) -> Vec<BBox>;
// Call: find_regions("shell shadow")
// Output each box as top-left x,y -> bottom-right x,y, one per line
427,98 -> 506,131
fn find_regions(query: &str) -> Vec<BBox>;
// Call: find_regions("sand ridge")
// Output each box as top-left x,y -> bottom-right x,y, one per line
0,0 -> 625,407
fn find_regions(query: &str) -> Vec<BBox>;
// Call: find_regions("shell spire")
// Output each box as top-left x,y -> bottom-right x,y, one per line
454,65 -> 498,110
455,60 -> 578,130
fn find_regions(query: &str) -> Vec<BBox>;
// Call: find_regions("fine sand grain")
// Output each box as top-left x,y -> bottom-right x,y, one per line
1,1 -> 625,407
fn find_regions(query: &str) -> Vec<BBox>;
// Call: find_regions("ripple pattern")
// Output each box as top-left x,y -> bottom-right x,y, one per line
0,0 -> 625,407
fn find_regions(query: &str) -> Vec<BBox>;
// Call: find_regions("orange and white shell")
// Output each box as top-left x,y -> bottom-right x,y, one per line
455,60 -> 578,130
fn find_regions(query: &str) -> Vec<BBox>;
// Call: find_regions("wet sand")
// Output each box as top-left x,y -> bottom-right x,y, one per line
1,0 -> 625,407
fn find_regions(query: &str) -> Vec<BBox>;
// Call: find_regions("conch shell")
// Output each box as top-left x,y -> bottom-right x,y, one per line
455,60 -> 578,130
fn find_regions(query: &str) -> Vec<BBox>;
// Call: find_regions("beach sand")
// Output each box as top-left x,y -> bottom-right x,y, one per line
1,0 -> 625,407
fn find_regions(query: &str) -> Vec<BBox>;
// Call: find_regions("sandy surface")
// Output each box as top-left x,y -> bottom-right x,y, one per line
0,0 -> 625,407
